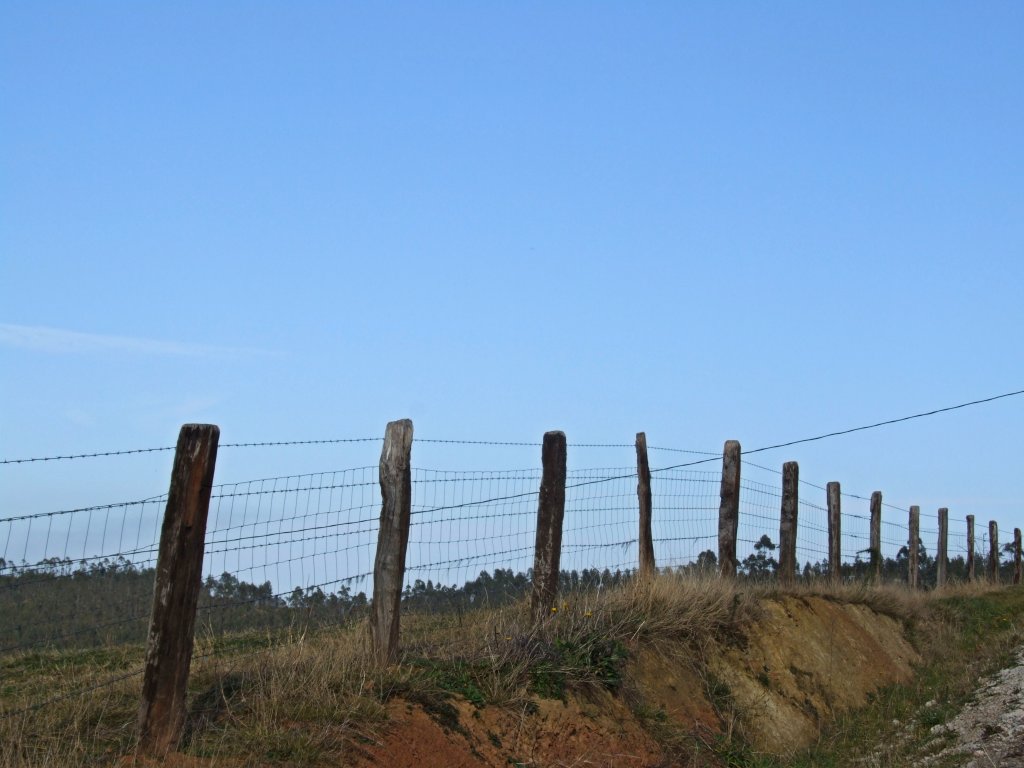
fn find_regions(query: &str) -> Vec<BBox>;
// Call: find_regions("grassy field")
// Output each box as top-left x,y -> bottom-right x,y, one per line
2,577 -> 1023,767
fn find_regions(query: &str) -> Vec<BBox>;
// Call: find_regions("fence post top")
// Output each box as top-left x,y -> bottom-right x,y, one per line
542,430 -> 566,440
178,423 -> 220,435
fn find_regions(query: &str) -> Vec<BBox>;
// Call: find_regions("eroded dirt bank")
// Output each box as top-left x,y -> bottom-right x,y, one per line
354,594 -> 920,767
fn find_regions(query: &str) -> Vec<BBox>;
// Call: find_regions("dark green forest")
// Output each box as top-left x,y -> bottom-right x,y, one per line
1,537 -> 1016,654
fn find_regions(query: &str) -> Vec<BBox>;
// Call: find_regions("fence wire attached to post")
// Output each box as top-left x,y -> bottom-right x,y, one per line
370,419 -> 414,665
717,441 -> 741,579
137,424 -> 219,759
531,431 -> 567,623
636,432 -> 655,578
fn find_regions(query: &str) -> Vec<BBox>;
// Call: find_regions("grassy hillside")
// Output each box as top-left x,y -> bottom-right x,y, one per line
2,576 -> 1023,767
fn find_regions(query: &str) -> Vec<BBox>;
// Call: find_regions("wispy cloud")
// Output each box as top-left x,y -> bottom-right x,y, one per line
0,323 -> 272,358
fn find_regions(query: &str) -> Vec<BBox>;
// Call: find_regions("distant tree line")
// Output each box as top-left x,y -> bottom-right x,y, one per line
715,533 -> 1016,585
1,538 -> 1016,653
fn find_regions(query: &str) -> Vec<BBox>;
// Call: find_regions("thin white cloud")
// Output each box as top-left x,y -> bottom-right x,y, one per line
0,323 -> 271,358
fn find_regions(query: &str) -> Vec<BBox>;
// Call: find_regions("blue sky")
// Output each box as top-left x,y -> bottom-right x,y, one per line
2,3 -> 1022,546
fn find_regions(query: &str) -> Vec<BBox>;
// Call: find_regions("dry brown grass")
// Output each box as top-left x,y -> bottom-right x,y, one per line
4,574 -> 1010,767
0,644 -> 144,768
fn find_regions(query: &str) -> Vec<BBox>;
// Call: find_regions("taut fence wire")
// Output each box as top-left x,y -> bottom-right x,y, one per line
2,420 -> 1021,725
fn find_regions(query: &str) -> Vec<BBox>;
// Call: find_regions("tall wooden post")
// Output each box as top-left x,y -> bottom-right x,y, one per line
138,424 -> 219,758
531,431 -> 567,622
908,506 -> 920,589
636,432 -> 655,578
778,461 -> 799,586
936,508 -> 948,589
966,515 -> 976,582
869,491 -> 882,583
717,440 -> 741,579
370,419 -> 414,664
1014,528 -> 1022,586
827,482 -> 841,582
988,521 -> 999,583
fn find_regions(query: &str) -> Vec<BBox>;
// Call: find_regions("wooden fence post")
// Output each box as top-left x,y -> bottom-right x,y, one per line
137,424 -> 219,758
636,432 -> 655,578
778,461 -> 799,586
966,514 -> 976,582
989,521 -> 999,583
717,440 -> 741,579
370,419 -> 414,664
908,506 -> 920,589
827,482 -> 841,582
936,507 -> 948,589
1014,528 -> 1022,586
869,492 -> 882,583
531,431 -> 567,622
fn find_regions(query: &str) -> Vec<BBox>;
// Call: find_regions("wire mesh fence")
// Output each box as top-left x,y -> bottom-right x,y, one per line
4,444 -> 1019,661
3,432 -> 1022,726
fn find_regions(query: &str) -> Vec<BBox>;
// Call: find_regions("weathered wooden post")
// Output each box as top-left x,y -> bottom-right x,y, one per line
636,432 -> 655,578
827,482 -> 841,582
1014,528 -> 1022,586
988,520 -> 999,583
531,431 -> 567,622
717,440 -> 741,579
908,506 -> 920,589
370,419 -> 414,664
778,461 -> 799,586
869,491 -> 882,583
137,424 -> 219,758
966,514 -> 976,582
936,507 -> 948,589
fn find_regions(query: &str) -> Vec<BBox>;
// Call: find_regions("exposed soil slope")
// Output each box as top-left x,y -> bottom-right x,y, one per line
353,594 -> 920,767
711,594 -> 919,754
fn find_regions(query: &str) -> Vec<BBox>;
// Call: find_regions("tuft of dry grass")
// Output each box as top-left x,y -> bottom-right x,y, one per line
596,572 -> 758,644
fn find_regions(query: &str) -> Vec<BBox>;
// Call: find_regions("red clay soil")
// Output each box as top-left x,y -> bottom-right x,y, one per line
354,691 -> 667,768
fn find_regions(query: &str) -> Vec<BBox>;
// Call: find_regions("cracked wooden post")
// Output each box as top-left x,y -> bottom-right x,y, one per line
827,482 -> 841,582
936,508 -> 948,589
966,515 -> 976,582
908,506 -> 920,589
636,432 -> 655,578
370,419 -> 414,664
988,520 -> 999,583
1014,528 -> 1022,586
778,461 -> 798,586
870,492 -> 882,583
717,440 -> 741,579
531,431 -> 567,623
137,424 -> 219,759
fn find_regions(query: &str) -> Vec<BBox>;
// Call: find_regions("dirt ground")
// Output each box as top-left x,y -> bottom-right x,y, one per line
352,595 -> 921,767
354,693 -> 664,768
911,645 -> 1024,767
